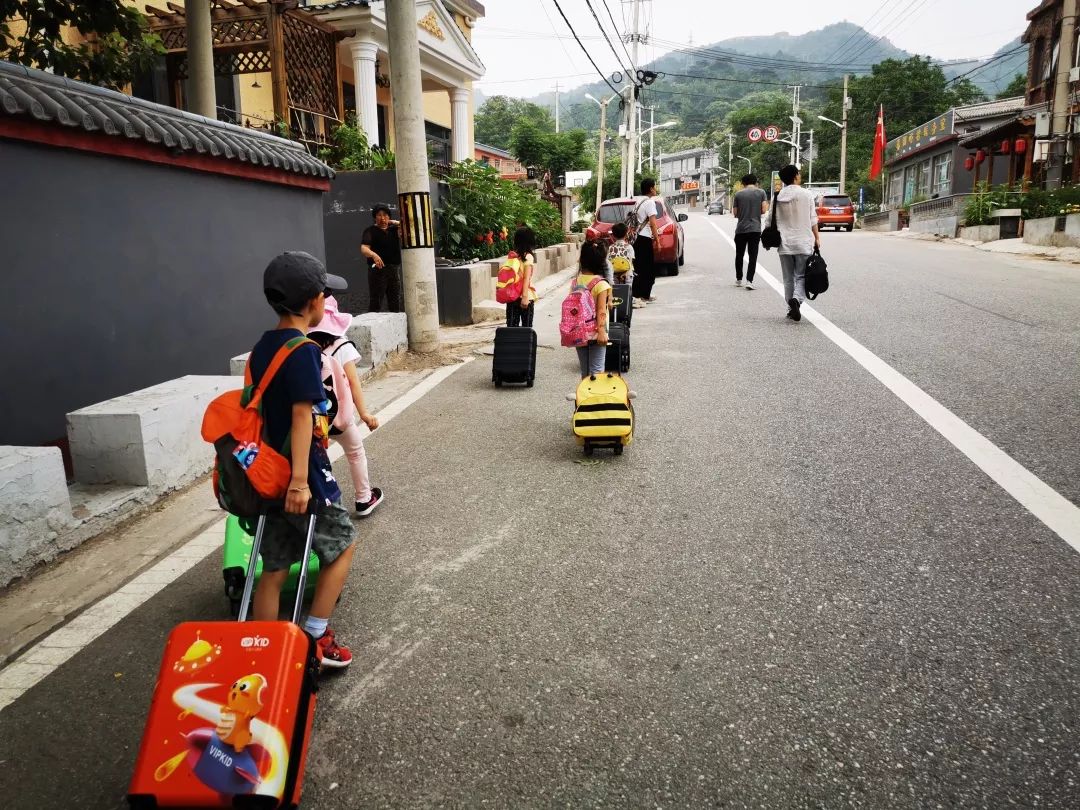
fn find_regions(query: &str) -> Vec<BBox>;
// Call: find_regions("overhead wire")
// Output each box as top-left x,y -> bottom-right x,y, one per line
548,0 -> 623,96
830,1 -> 896,64
841,0 -> 933,67
601,0 -> 637,73
584,0 -> 634,78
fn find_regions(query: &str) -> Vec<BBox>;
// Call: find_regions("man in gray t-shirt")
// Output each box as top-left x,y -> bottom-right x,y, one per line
732,175 -> 769,289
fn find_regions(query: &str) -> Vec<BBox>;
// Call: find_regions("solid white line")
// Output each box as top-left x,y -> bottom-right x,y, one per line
0,357 -> 476,714
705,217 -> 1080,553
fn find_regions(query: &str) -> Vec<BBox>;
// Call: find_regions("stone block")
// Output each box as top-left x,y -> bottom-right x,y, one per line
0,446 -> 74,587
230,352 -> 249,376
67,375 -> 236,490
347,312 -> 408,368
958,224 -> 1001,243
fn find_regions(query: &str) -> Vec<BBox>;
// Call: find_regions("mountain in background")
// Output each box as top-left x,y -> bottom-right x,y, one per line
514,22 -> 1026,134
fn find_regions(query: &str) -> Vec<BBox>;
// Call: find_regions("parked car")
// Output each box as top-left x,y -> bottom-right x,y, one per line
706,199 -> 725,215
586,196 -> 687,274
816,193 -> 855,231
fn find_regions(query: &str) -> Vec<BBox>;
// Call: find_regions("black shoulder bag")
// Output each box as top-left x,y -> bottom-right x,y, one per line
761,196 -> 781,250
804,246 -> 829,299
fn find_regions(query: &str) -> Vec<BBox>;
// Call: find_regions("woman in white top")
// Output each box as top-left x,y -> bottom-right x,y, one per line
771,164 -> 820,322
631,177 -> 662,304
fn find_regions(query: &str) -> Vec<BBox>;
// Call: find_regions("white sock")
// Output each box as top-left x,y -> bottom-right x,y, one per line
303,615 -> 328,639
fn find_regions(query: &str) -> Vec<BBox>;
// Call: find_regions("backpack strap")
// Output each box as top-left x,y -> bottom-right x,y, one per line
244,336 -> 317,410
586,277 -> 602,292
329,338 -> 356,359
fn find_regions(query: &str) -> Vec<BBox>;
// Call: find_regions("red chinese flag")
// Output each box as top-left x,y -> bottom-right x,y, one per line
870,105 -> 886,180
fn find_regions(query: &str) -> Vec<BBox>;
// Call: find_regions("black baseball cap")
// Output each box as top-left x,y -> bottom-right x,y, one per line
263,251 -> 347,313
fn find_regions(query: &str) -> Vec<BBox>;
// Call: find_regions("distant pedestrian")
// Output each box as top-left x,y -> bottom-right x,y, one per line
505,226 -> 538,328
564,240 -> 612,377
732,174 -> 768,290
771,164 -> 820,322
631,178 -> 662,305
608,221 -> 635,293
361,204 -> 403,313
308,296 -> 384,518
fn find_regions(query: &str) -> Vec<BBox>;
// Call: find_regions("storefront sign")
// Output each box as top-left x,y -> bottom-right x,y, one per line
887,110 -> 954,162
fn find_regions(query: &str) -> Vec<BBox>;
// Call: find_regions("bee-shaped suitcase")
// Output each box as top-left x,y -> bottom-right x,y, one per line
572,373 -> 633,456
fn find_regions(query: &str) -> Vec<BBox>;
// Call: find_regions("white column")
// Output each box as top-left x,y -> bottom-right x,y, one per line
450,86 -> 470,163
349,39 -> 380,146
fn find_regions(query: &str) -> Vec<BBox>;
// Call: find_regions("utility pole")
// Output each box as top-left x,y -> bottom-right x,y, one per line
386,0 -> 440,352
622,0 -> 642,197
726,132 -> 734,207
555,81 -> 560,133
595,97 -> 609,213
840,74 -> 850,194
1049,0 -> 1077,188
807,129 -> 814,185
185,0 -> 216,118
787,84 -> 803,166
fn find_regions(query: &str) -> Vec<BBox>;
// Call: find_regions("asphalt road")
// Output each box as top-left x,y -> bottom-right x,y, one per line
3,215 -> 1080,808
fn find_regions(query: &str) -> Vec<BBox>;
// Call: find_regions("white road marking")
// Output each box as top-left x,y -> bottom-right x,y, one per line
705,217 -> 1080,553
0,358 -> 476,714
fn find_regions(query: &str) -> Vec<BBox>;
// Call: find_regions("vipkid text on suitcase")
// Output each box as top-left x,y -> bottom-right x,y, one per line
128,621 -> 318,808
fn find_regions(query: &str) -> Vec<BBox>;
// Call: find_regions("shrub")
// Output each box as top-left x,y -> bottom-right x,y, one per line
319,116 -> 396,172
438,160 -> 563,261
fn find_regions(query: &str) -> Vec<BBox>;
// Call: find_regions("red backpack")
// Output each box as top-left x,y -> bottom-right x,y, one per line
201,336 -> 316,517
559,276 -> 602,347
495,251 -> 524,304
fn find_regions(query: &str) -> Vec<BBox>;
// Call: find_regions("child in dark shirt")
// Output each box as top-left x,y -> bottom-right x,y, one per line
249,251 -> 357,669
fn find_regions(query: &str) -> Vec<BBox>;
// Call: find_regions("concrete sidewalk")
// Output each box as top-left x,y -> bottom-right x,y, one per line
0,263 -> 580,668
882,229 -> 1080,264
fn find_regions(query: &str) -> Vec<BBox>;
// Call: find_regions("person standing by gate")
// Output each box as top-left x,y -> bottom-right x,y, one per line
732,174 -> 768,290
631,178 -> 661,305
360,204 -> 403,312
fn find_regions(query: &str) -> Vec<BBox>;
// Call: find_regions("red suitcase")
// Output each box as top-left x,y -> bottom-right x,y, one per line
128,512 -> 320,809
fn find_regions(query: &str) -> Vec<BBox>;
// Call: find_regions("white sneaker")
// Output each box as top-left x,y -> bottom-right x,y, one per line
745,280 -> 755,290
735,279 -> 743,287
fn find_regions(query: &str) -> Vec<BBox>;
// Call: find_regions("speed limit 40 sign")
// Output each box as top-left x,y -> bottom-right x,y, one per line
747,126 -> 763,143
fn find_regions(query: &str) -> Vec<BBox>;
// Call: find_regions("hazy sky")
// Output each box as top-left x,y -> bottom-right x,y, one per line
471,0 -> 1030,99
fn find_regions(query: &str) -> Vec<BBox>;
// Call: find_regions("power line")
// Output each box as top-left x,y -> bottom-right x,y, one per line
584,0 -> 633,77
830,1 -> 896,64
548,0 -> 622,96
658,71 -> 840,91
842,0 -> 932,67
602,0 -> 637,72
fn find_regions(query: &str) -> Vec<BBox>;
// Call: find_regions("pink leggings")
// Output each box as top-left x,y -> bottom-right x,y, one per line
332,422 -> 371,503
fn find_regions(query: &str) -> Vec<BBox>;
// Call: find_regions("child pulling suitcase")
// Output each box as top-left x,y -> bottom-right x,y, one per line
129,509 -> 321,809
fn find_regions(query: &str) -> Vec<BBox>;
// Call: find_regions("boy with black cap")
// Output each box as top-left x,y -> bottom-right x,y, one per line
250,251 -> 356,668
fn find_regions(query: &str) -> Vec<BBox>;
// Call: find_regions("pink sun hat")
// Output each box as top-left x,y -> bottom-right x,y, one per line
313,295 -> 353,337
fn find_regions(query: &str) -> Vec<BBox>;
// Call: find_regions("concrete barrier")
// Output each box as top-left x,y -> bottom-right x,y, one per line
67,375 -> 236,490
958,224 -> 1001,242
230,353 -> 248,376
0,446 -> 74,587
347,312 -> 408,369
1024,213 -> 1080,247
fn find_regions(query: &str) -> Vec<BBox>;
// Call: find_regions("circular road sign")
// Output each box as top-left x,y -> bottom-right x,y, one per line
763,125 -> 780,142
747,126 -> 763,143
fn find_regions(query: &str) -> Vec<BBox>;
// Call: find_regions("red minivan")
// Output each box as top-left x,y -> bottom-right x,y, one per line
816,194 -> 855,231
586,196 -> 687,274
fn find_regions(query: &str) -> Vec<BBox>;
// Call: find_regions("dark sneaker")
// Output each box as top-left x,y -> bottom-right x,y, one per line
788,298 -> 802,322
356,487 -> 384,517
316,627 -> 353,669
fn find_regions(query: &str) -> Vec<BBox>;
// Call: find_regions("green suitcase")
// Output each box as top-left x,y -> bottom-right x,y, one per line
222,514 -> 320,616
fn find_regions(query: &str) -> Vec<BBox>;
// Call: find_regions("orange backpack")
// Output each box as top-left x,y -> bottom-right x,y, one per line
201,336 -> 316,516
495,251 -> 524,304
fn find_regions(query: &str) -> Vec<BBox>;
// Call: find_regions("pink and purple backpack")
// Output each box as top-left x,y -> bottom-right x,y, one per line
559,277 -> 602,347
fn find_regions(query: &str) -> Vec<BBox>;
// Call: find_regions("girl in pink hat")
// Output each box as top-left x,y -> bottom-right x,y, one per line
308,296 -> 384,517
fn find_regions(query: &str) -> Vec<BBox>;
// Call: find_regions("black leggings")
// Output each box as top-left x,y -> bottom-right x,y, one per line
734,232 -> 760,281
506,300 -> 534,328
631,235 -> 656,299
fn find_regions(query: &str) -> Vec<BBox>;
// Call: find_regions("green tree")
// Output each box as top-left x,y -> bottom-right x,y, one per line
509,122 -> 590,179
475,95 -> 555,150
0,0 -> 163,90
997,73 -> 1027,100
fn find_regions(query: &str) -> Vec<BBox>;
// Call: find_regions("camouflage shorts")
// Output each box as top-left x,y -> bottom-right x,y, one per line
260,501 -> 355,572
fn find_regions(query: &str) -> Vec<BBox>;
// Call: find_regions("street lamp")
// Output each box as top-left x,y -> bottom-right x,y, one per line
735,155 -> 752,178
585,92 -> 619,213
637,120 -> 677,171
818,114 -> 848,194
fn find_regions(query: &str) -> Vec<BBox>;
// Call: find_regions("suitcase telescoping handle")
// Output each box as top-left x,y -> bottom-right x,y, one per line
236,504 -> 318,626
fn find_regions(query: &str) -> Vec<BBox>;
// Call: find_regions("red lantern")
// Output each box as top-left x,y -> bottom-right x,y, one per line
1000,139 -> 1011,154
964,156 -> 975,171
975,149 -> 986,164
1015,138 -> 1027,154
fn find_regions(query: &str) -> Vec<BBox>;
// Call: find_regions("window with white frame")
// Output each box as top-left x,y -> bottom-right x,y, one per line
931,152 -> 952,196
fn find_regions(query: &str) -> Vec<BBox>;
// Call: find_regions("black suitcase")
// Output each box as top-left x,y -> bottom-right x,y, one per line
609,283 -> 632,328
493,326 -> 537,387
605,322 -> 630,373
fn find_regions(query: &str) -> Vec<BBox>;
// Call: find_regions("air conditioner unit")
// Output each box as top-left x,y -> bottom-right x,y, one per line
1071,66 -> 1080,83
1035,111 -> 1051,138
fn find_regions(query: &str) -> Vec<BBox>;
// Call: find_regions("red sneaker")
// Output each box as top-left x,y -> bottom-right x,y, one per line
315,627 -> 353,669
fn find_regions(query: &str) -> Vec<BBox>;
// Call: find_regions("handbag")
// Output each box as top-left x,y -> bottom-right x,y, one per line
761,195 -> 781,250
805,246 -> 829,300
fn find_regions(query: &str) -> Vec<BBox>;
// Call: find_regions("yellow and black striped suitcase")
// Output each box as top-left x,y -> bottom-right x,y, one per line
572,373 -> 633,456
